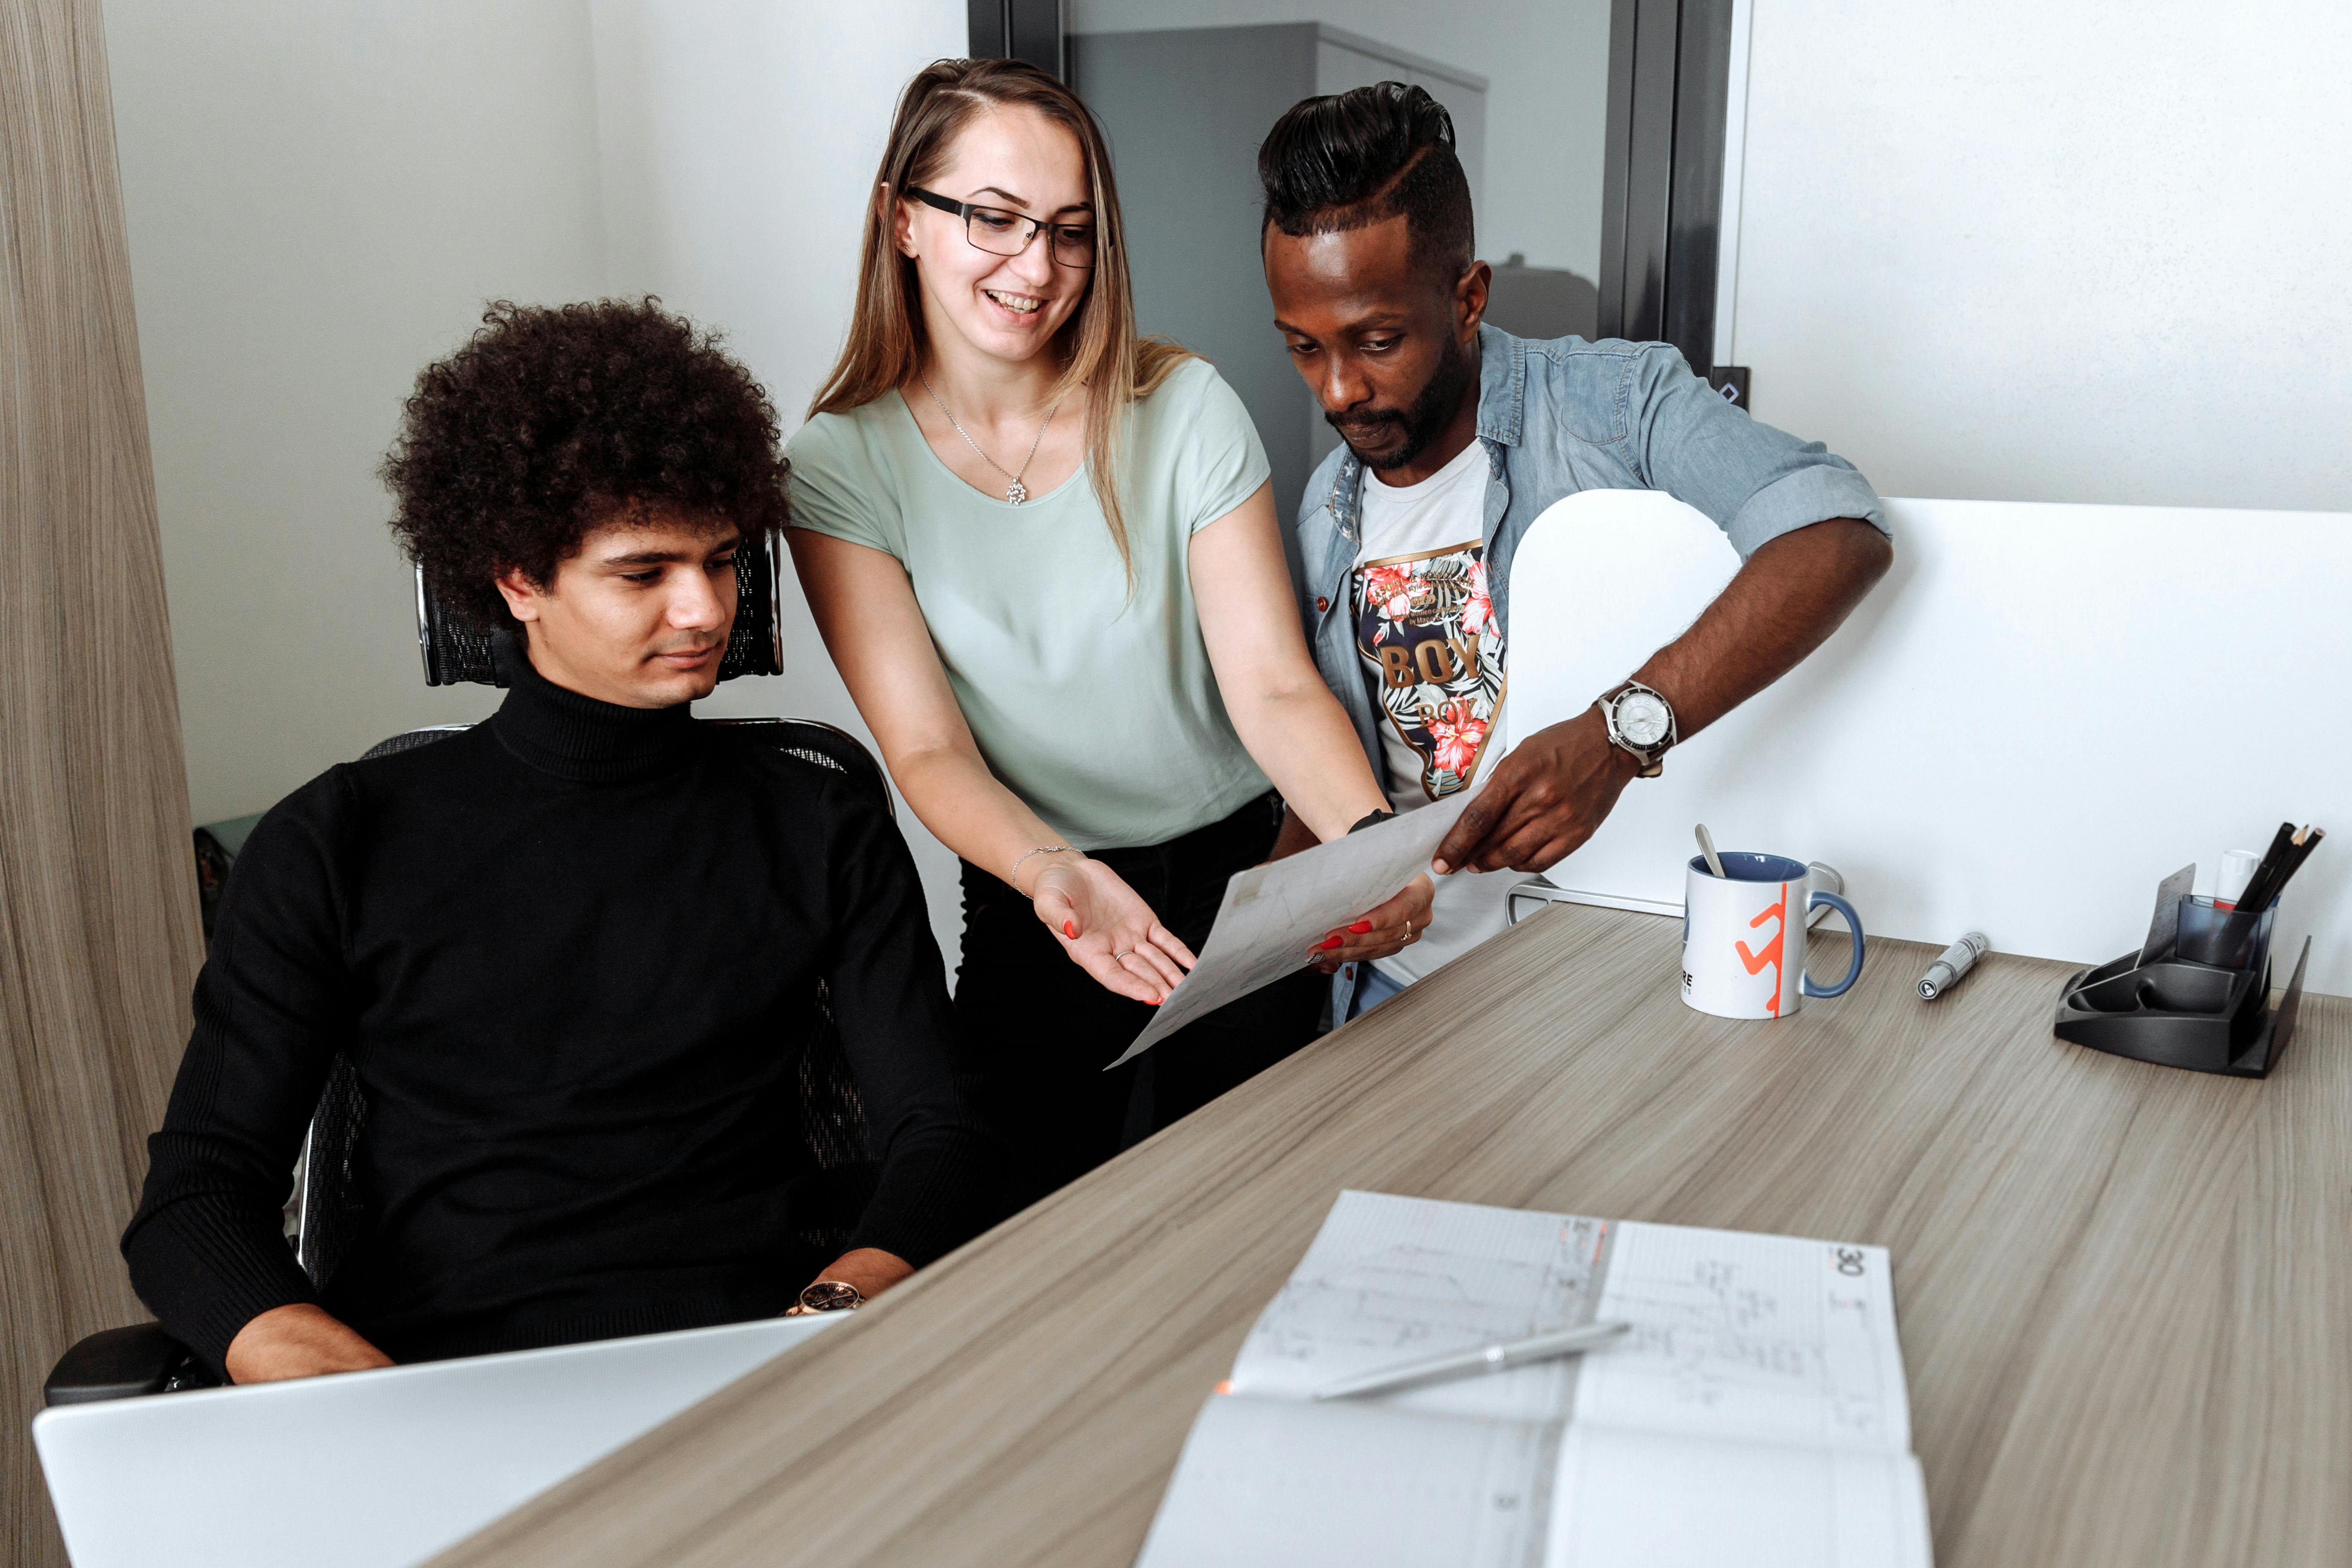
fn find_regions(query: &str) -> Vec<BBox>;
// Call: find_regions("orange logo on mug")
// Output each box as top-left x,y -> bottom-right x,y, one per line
1734,885 -> 1789,1018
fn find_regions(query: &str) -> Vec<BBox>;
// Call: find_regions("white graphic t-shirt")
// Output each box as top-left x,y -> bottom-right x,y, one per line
1348,438 -> 1517,986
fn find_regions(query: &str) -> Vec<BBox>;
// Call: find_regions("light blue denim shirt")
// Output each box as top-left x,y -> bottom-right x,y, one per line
1295,323 -> 1890,783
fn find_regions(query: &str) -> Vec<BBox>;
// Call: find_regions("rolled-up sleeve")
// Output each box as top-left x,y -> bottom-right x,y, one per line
1623,344 -> 1888,558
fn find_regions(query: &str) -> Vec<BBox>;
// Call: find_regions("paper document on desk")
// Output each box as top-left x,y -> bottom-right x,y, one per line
1134,1190 -> 1933,1568
1105,795 -> 1473,1069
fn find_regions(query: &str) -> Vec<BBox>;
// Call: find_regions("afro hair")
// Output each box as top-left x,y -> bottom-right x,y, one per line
381,297 -> 790,630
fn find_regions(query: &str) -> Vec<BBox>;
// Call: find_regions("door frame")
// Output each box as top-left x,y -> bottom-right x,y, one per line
969,0 -> 1064,80
1597,0 -> 1739,380
990,0 -> 1737,378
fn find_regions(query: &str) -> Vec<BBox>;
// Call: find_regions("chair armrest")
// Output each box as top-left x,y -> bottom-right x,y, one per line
44,1322 -> 217,1406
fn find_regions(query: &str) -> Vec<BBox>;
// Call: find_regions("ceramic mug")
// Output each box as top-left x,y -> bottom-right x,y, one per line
1682,853 -> 1865,1019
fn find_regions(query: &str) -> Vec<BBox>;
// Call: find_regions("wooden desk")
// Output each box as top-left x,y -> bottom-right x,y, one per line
435,906 -> 2350,1568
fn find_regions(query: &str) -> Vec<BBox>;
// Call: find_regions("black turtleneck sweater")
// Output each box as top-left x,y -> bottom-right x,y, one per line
125,642 -> 1000,1373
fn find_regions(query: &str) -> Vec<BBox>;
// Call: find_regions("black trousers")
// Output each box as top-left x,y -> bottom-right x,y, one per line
955,792 -> 1325,1208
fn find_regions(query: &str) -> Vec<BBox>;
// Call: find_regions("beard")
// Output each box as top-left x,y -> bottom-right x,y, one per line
1327,336 -> 1477,472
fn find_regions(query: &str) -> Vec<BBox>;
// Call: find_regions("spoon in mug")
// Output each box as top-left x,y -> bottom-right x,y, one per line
1695,824 -> 1728,879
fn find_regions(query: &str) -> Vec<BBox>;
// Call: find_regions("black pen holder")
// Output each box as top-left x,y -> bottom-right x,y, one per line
2173,896 -> 2276,970
2054,896 -> 2309,1078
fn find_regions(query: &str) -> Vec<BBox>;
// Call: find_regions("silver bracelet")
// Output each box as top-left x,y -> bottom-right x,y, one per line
1011,845 -> 1076,888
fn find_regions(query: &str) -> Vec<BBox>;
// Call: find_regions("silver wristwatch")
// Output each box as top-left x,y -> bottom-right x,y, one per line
1600,682 -> 1678,778
797,1280 -> 865,1313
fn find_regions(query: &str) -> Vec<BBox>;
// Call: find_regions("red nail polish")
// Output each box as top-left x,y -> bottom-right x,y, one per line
1316,935 -> 1343,951
1349,921 -> 1373,934
1063,921 -> 1077,939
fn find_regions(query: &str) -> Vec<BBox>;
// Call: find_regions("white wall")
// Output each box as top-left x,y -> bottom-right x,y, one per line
1724,0 -> 2352,511
587,0 -> 968,959
104,0 -> 609,826
1067,0 -> 1613,281
1513,494 -> 2352,997
107,0 -> 971,960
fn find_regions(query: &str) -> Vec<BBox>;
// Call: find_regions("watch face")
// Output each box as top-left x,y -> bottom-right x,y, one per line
799,1280 -> 863,1312
1615,690 -> 1671,748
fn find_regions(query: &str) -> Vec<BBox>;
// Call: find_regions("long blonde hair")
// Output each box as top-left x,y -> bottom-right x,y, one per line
810,58 -> 1192,579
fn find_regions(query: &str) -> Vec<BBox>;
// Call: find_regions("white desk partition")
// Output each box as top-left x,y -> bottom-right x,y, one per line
33,1315 -> 838,1568
1507,492 -> 2351,995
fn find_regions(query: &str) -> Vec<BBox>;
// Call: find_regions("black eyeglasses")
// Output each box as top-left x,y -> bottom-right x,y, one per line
904,186 -> 1098,269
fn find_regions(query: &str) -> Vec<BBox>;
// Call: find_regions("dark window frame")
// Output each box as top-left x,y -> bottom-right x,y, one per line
968,0 -> 1064,80
987,0 -> 1731,374
1598,0 -> 1734,377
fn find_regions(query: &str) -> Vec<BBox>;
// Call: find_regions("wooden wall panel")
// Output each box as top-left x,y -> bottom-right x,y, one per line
0,0 -> 204,1562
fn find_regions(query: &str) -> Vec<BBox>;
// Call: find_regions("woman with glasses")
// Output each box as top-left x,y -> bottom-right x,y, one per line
786,58 -> 1431,1206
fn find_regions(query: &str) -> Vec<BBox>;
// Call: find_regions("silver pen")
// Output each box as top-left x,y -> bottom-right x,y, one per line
1917,931 -> 1990,1000
1311,1319 -> 1631,1401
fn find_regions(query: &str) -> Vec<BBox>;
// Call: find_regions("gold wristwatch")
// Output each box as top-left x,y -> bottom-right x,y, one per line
797,1280 -> 865,1313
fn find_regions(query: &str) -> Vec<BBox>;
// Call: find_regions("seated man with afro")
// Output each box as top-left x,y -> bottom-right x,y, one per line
124,298 -> 1003,1382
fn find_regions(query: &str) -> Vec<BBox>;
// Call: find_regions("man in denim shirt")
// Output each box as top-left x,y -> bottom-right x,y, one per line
1258,83 -> 1894,1020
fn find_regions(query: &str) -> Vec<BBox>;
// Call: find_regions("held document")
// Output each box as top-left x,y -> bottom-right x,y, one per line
1105,793 -> 1474,1069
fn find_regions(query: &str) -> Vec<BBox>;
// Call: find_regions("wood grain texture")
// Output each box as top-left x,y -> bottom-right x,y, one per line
435,906 -> 2349,1568
0,0 -> 203,1562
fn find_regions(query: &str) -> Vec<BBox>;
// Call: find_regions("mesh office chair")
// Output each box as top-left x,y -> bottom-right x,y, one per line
48,538 -> 885,1404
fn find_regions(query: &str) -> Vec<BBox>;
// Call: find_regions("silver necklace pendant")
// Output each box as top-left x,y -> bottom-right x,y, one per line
916,368 -> 1061,509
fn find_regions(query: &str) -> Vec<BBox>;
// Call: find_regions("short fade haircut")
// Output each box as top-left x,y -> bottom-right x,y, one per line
382,298 -> 789,631
1258,82 -> 1475,284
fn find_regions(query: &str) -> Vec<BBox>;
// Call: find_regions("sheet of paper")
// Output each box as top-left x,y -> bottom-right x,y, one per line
1138,1193 -> 1931,1568
1105,794 -> 1473,1069
1231,1193 -> 1912,1448
1229,1189 -> 1606,1422
1545,1424 -> 1932,1568
1133,1396 -> 1557,1568
1569,1221 -> 1912,1454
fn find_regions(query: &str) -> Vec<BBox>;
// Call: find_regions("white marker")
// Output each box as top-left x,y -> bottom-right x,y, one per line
2214,849 -> 2261,910
1917,931 -> 1990,1001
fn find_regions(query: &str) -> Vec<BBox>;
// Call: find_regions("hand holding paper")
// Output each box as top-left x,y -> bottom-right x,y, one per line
1107,794 -> 1473,1069
1309,870 -> 1435,974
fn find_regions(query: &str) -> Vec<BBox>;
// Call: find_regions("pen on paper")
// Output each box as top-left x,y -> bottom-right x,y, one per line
1312,1319 -> 1632,1401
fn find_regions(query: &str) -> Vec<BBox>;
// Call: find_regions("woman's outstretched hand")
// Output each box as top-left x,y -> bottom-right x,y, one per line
1312,873 -> 1435,975
1030,856 -> 1198,1004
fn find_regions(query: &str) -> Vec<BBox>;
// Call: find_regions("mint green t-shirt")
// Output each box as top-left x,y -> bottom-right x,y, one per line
785,357 -> 1274,851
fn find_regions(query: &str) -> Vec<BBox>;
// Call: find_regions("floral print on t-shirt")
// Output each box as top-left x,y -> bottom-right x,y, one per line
1350,540 -> 1507,799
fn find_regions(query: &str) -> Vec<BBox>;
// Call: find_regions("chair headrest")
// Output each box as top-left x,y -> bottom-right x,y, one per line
415,534 -> 786,687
